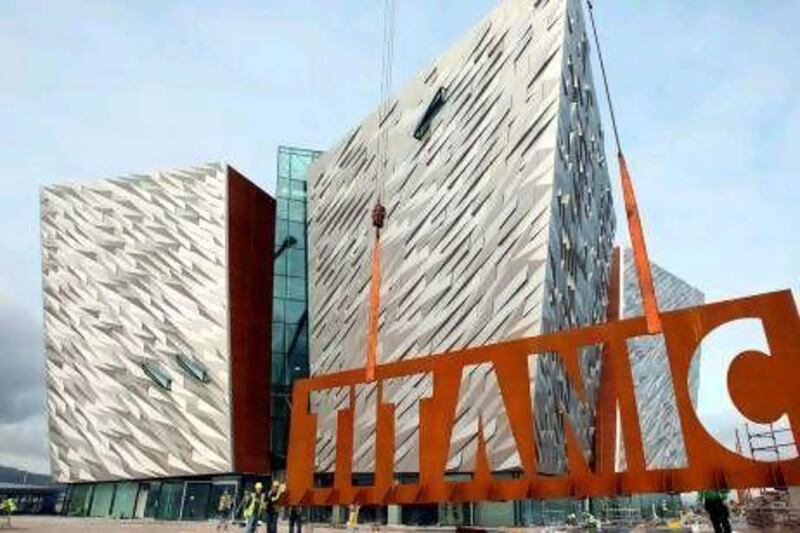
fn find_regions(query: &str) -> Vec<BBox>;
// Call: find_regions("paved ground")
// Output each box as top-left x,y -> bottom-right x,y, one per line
1,516 -> 787,532
0,517 -> 451,533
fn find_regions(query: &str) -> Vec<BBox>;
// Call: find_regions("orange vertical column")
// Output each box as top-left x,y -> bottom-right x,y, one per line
366,204 -> 386,382
595,247 -> 620,473
366,230 -> 381,382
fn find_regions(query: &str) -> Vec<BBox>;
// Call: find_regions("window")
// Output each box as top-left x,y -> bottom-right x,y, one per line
288,222 -> 305,248
276,201 -> 288,221
274,236 -> 297,260
272,355 -> 287,385
273,274 -> 287,299
413,87 -> 448,140
176,354 -> 210,383
274,254 -> 287,276
273,298 -> 285,323
290,180 -> 307,200
287,276 -> 306,301
287,248 -> 306,276
142,362 -> 172,390
288,200 -> 305,222
275,218 -> 288,243
277,176 -> 290,200
272,324 -> 285,354
285,300 -> 306,324
290,154 -> 311,179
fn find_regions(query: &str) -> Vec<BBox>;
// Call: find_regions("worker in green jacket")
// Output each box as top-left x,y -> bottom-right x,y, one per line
700,490 -> 731,533
1,498 -> 17,528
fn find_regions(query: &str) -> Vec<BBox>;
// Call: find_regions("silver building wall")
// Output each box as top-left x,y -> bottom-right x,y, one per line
41,163 -> 234,483
622,248 -> 704,469
308,0 -> 615,475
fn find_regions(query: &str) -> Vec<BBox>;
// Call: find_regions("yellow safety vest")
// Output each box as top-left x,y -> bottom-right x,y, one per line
244,493 -> 264,518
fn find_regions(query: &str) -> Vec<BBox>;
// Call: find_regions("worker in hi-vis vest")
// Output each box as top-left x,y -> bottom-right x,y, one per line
1,498 -> 16,528
243,482 -> 266,533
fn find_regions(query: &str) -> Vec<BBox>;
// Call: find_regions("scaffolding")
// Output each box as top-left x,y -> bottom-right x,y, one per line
744,422 -> 796,463
740,423 -> 800,529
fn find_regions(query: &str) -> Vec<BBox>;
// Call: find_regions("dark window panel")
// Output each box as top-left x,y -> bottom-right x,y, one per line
271,355 -> 287,386
272,323 -> 285,354
141,361 -> 172,391
176,354 -> 210,383
413,86 -> 448,140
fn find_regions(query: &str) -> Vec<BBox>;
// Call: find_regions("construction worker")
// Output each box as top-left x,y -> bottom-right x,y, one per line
1,497 -> 16,529
346,503 -> 359,532
265,481 -> 284,533
216,489 -> 233,531
243,483 -> 266,533
701,490 -> 732,533
288,504 -> 302,533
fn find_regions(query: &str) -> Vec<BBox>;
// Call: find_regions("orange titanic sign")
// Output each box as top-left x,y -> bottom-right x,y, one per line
285,289 -> 800,504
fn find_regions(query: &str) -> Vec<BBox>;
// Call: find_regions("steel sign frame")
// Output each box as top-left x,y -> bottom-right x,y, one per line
286,290 -> 800,505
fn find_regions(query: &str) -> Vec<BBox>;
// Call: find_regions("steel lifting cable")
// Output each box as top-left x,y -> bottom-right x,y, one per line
377,0 -> 396,202
585,0 -> 662,334
366,0 -> 396,381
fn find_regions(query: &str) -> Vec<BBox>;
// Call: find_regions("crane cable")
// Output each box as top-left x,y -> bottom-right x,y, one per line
585,0 -> 662,334
366,0 -> 396,381
377,0 -> 396,203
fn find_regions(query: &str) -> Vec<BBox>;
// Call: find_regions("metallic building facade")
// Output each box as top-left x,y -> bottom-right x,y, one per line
271,146 -> 321,469
41,162 -> 274,484
307,0 -> 615,475
621,248 -> 704,469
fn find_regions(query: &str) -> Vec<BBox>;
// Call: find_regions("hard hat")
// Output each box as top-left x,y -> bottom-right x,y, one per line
254,482 -> 263,490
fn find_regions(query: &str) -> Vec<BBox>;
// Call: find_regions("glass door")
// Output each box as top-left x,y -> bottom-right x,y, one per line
181,481 -> 211,521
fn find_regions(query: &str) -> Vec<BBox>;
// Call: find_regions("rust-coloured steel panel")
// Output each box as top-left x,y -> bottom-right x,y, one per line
594,246 -> 620,474
228,167 -> 275,474
286,289 -> 799,504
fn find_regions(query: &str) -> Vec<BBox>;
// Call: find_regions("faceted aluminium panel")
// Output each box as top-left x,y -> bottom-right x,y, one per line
41,163 -> 234,482
622,249 -> 704,469
308,0 -> 615,474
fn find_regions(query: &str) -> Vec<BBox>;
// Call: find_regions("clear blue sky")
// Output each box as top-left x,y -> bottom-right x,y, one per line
0,1 -> 797,473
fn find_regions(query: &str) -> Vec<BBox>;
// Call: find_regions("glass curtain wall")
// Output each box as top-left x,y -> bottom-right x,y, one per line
110,482 -> 137,518
88,483 -> 114,517
66,485 -> 93,516
155,482 -> 184,520
272,146 -> 321,470
181,482 -> 211,521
